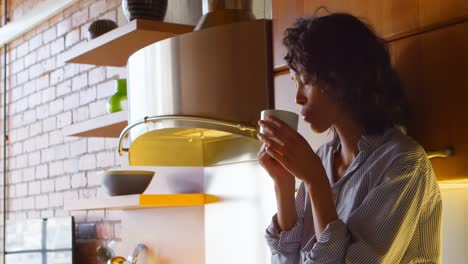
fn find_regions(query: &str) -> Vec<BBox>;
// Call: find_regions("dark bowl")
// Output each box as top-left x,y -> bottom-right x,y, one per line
87,19 -> 118,40
122,0 -> 168,21
101,170 -> 154,196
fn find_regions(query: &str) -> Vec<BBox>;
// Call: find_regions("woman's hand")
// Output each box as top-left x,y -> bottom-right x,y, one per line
257,116 -> 327,185
258,144 -> 296,192
258,139 -> 298,232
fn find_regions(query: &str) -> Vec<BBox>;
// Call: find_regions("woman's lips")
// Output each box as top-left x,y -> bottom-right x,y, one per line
301,111 -> 311,121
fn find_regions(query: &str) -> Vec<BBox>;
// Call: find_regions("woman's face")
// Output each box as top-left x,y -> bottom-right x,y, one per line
291,69 -> 339,133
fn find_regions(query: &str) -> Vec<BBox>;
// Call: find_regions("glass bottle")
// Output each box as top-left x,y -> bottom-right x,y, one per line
107,79 -> 127,113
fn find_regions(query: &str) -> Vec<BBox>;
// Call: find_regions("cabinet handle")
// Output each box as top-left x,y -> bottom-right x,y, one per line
426,147 -> 454,159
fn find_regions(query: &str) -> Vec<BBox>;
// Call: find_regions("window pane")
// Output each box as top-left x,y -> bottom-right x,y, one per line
47,251 -> 72,264
6,252 -> 42,264
46,217 -> 72,250
6,219 -> 43,251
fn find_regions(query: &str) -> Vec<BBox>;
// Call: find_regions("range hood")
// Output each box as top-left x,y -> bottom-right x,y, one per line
118,0 -> 273,167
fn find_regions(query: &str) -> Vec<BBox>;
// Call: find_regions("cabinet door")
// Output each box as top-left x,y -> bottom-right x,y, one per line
390,22 -> 468,181
272,0 -> 468,69
272,0 -> 304,69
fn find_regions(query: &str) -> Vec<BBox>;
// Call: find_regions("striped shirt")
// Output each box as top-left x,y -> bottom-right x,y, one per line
265,127 -> 442,263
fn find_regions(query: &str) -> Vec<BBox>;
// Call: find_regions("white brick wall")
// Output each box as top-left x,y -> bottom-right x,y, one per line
87,138 -> 105,152
71,172 -> 86,188
41,179 -> 55,193
0,0 -> 199,262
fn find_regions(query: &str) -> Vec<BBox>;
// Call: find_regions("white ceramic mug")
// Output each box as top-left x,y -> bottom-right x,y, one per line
259,109 -> 299,146
260,109 -> 299,132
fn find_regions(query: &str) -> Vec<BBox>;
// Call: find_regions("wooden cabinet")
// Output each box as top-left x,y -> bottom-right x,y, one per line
272,0 -> 468,181
272,0 -> 468,69
271,0 -> 305,70
390,22 -> 468,181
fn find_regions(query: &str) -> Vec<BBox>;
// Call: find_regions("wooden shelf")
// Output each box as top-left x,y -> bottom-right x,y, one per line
63,111 -> 128,138
64,194 -> 221,210
64,19 -> 194,66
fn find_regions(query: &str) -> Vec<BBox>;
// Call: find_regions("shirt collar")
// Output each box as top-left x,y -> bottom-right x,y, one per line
358,126 -> 403,153
327,126 -> 401,155
324,126 -> 403,188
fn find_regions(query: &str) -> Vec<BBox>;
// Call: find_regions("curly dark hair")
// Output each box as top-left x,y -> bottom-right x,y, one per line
283,12 -> 409,135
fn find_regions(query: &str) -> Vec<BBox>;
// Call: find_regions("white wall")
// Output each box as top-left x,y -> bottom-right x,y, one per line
115,166 -> 206,264
204,162 -> 276,264
440,188 -> 468,264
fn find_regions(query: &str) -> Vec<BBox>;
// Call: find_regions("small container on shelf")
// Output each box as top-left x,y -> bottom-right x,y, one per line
107,78 -> 128,113
87,19 -> 118,41
101,170 -> 154,196
122,0 -> 168,22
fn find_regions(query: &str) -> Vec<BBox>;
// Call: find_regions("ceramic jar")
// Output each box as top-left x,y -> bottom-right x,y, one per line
87,19 -> 118,40
122,0 -> 168,21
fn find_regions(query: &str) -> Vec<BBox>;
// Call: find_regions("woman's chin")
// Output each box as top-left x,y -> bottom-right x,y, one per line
308,122 -> 329,134
310,127 -> 324,134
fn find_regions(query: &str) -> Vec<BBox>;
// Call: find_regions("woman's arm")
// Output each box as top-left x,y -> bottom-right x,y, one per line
274,182 -> 298,232
304,177 -> 338,239
257,137 -> 298,232
264,182 -> 308,264
258,116 -> 330,263
258,139 -> 306,263
258,116 -> 339,239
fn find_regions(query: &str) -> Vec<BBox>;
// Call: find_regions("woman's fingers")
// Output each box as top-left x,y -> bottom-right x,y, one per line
265,145 -> 287,165
258,120 -> 288,145
267,115 -> 286,127
257,133 -> 285,151
258,120 -> 277,136
257,133 -> 288,164
268,116 -> 299,138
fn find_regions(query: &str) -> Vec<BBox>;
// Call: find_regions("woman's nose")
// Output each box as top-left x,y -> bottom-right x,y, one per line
296,90 -> 307,105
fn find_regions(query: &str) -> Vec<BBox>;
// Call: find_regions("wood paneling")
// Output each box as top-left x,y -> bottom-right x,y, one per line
272,0 -> 468,68
390,22 -> 468,181
272,0 -> 304,69
419,0 -> 468,29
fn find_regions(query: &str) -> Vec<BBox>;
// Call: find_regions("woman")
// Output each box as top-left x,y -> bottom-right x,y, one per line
257,12 -> 442,264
